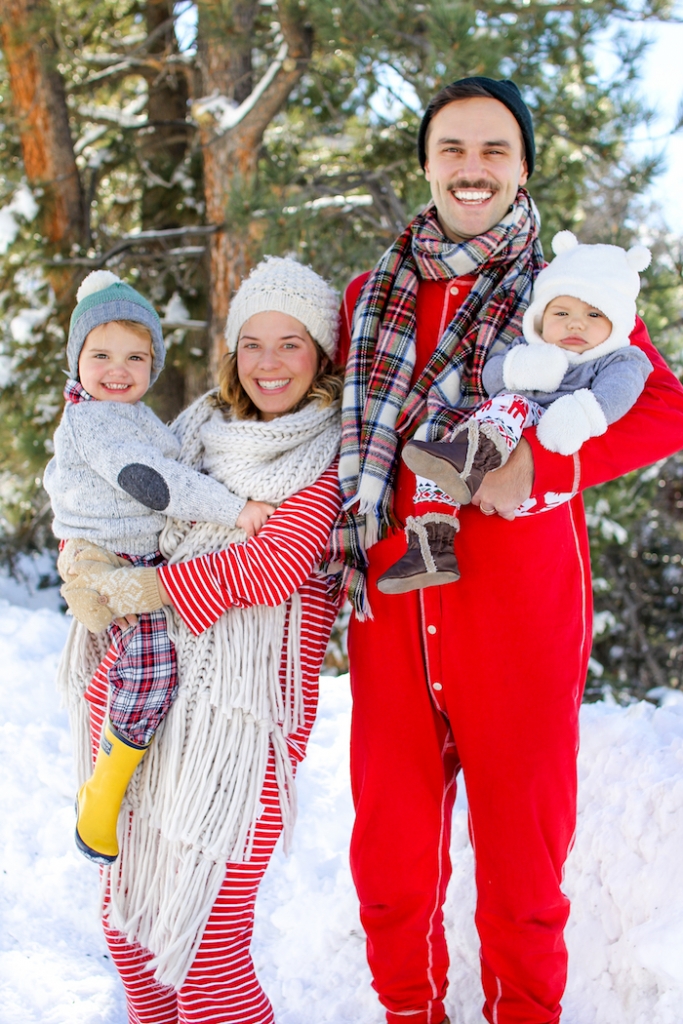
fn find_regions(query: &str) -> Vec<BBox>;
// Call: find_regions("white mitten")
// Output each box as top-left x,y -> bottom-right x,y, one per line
503,343 -> 569,393
536,390 -> 608,455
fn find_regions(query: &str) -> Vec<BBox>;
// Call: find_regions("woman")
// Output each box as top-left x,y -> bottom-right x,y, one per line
58,256 -> 343,1024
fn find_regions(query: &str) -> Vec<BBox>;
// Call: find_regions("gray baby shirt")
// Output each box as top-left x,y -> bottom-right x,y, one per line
482,345 -> 653,424
44,398 -> 247,554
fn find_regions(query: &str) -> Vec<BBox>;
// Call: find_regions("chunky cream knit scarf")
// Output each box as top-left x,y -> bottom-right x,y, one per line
57,393 -> 340,989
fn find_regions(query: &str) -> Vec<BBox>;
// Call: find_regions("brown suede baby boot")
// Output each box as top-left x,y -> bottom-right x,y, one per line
377,514 -> 460,594
402,419 -> 509,505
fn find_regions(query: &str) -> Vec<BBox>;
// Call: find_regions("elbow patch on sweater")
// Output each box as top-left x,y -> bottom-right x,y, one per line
118,463 -> 170,511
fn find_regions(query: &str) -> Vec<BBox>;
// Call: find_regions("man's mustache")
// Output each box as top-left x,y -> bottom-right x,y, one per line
448,179 -> 500,192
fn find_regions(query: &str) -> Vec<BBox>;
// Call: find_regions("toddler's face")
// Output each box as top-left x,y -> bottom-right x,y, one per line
78,322 -> 153,403
540,295 -> 612,354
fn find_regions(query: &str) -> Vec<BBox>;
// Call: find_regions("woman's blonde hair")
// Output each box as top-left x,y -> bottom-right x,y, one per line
216,341 -> 343,420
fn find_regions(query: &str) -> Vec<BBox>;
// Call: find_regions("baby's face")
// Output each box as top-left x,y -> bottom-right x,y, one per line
540,295 -> 612,354
78,322 -> 153,403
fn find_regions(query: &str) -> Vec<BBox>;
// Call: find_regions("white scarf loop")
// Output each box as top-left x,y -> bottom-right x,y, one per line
57,393 -> 341,989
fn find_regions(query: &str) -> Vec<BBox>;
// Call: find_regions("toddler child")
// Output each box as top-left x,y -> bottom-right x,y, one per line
44,270 -> 274,863
378,231 -> 653,593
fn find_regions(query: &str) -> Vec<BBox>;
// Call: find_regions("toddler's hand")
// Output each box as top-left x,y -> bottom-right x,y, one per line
58,540 -> 129,582
236,500 -> 276,537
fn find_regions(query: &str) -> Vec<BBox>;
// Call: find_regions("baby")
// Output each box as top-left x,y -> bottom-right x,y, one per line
378,231 -> 653,593
44,270 -> 274,863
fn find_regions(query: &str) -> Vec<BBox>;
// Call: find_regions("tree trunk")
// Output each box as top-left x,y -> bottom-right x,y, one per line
140,0 -> 191,231
139,0 -> 192,422
0,0 -> 84,301
196,0 -> 313,380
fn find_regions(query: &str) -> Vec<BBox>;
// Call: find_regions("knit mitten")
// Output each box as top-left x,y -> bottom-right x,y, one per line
62,564 -> 163,627
57,539 -> 128,583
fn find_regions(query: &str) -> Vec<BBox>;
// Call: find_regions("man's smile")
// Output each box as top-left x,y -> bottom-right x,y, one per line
451,189 -> 496,205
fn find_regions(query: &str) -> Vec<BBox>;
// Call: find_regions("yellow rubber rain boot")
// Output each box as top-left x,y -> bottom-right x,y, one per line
75,720 -> 149,865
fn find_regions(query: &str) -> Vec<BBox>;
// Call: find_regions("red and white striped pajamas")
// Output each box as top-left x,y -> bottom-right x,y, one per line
340,273 -> 683,1024
83,464 -> 341,1024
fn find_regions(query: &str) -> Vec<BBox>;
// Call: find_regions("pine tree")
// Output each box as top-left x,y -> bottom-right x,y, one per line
0,0 -> 681,691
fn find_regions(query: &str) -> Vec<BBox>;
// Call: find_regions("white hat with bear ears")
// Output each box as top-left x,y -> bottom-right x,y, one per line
522,231 -> 652,364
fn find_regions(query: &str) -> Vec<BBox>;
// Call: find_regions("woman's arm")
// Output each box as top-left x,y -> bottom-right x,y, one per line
158,463 -> 341,635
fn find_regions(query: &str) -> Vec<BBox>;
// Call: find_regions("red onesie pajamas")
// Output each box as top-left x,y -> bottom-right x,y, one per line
341,272 -> 683,1024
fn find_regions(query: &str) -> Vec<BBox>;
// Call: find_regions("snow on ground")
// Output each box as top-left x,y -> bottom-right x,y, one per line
2,598 -> 683,1024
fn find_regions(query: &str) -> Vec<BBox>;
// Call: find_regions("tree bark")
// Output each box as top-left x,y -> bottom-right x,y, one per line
139,0 -> 192,422
0,0 -> 84,300
140,0 -> 191,231
196,0 -> 313,379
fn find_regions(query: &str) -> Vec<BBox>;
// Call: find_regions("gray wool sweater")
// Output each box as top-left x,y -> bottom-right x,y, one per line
482,344 -> 653,422
44,398 -> 247,555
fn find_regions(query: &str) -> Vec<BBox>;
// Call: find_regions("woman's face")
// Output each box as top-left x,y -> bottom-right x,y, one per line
236,311 -> 319,420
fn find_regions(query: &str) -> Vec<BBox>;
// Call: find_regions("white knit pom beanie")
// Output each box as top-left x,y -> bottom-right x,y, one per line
523,231 -> 651,362
224,256 -> 340,360
68,270 -> 165,384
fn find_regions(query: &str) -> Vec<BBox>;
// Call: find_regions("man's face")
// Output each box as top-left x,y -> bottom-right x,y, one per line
424,96 -> 529,243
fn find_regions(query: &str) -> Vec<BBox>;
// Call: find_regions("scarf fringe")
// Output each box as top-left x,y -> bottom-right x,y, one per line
56,619 -> 111,785
98,394 -> 337,989
102,565 -> 303,986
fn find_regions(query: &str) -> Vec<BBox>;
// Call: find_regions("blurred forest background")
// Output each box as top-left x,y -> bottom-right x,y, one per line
0,0 -> 682,700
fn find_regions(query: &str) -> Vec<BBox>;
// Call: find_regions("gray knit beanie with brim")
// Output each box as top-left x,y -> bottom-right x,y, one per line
68,271 -> 165,384
225,256 -> 340,360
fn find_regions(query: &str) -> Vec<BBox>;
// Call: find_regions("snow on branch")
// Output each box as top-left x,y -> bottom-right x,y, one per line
46,225 -> 221,268
77,94 -> 148,130
192,40 -> 289,135
0,186 -> 38,255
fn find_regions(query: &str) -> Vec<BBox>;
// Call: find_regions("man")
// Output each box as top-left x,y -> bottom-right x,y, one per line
332,78 -> 683,1024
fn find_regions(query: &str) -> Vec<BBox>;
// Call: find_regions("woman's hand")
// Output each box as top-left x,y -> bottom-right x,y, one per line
236,500 -> 276,537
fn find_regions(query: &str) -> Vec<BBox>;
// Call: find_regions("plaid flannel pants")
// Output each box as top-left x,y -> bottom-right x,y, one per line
107,551 -> 178,747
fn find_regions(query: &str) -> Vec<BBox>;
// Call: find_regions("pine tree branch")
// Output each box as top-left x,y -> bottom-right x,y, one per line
45,225 -> 221,267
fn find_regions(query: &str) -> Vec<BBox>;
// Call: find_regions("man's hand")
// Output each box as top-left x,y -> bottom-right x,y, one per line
471,437 -> 534,521
236,500 -> 276,537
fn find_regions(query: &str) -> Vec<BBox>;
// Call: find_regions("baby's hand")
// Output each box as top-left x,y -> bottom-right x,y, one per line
236,500 -> 276,537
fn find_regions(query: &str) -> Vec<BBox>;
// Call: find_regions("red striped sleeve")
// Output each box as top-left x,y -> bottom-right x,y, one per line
158,463 -> 341,635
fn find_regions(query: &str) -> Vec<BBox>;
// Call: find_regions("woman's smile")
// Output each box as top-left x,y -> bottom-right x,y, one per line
256,377 -> 291,391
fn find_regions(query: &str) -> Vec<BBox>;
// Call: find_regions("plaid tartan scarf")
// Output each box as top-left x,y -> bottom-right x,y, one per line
329,189 -> 543,615
64,379 -> 94,403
